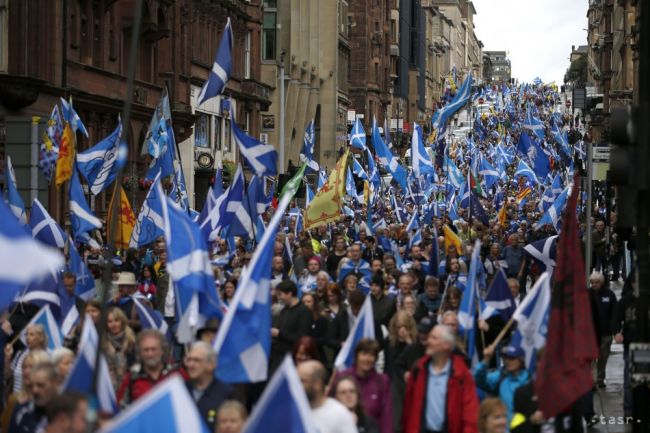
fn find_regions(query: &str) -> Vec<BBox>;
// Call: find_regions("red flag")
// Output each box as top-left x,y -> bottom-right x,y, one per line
534,175 -> 599,417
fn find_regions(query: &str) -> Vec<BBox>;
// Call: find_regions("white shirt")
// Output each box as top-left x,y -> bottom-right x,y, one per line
312,398 -> 357,433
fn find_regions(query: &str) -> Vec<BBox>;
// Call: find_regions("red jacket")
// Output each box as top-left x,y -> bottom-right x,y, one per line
403,354 -> 479,433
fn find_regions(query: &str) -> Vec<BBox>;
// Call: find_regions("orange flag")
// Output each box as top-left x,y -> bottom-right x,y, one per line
107,185 -> 136,250
55,122 -> 75,187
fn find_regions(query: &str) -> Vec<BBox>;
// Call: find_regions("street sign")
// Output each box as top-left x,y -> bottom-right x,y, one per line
593,145 -> 611,161
566,100 -> 571,107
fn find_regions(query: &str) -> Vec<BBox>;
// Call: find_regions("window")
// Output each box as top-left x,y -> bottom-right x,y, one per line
245,111 -> 251,133
262,9 -> 276,60
195,112 -> 210,147
214,116 -> 222,150
224,119 -> 231,153
244,31 -> 251,78
390,19 -> 396,43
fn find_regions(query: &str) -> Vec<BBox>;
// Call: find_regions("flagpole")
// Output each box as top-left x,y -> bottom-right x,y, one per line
93,0 -> 143,425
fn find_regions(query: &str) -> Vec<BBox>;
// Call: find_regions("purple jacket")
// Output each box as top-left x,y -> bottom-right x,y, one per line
333,367 -> 393,433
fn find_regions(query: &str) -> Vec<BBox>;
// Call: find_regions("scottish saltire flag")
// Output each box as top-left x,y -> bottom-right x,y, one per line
317,170 -> 327,191
157,181 -> 223,343
99,375 -> 209,433
366,149 -> 380,188
60,97 -> 89,137
169,162 -> 190,211
352,157 -> 369,180
496,143 -> 514,165
391,194 -> 408,224
372,217 -> 387,232
469,194 -> 489,227
334,294 -> 375,370
68,243 -> 96,300
524,235 -> 558,275
239,356 -> 317,433
510,272 -> 551,372
350,118 -> 367,151
231,113 -> 277,177
338,259 -> 372,283
130,172 -> 165,248
480,269 -> 515,322
411,123 -> 435,178
535,187 -> 570,231
522,110 -> 545,141
197,165 -> 224,226
479,156 -> 499,190
133,296 -> 169,336
39,105 -> 63,182
197,18 -> 233,106
214,182 -> 296,383
459,179 -> 470,209
69,165 -> 102,243
19,305 -> 63,351
299,120 -> 319,173
514,160 -> 538,185
305,184 -> 315,206
200,167 -> 246,241
0,192 -> 64,310
228,175 -> 259,240
408,228 -> 423,249
444,155 -> 464,189
372,118 -> 408,193
345,167 -> 357,200
29,198 -> 68,248
63,317 -> 117,414
458,240 -> 481,365
406,210 -> 418,231
551,174 -> 563,196
15,268 -> 62,312
143,88 -> 172,158
5,157 -> 26,224
517,132 -> 550,179
76,118 -> 126,195
539,186 -> 556,213
145,118 -> 175,180
431,74 -> 473,130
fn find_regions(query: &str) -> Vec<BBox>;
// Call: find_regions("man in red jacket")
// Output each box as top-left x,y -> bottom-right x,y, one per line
403,324 -> 479,433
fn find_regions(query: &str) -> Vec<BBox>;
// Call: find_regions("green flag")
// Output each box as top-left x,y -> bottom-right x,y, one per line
280,163 -> 307,200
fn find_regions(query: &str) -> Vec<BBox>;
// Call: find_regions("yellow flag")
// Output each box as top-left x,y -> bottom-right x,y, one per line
443,224 -> 462,256
55,122 -> 75,187
108,185 -> 136,250
304,150 -> 349,230
498,204 -> 507,226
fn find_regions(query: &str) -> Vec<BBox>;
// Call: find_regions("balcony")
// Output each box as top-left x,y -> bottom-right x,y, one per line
242,79 -> 272,101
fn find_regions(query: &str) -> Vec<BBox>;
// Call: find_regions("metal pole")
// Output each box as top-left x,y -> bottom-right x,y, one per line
30,117 -> 40,203
279,52 -> 285,174
585,140 -> 593,282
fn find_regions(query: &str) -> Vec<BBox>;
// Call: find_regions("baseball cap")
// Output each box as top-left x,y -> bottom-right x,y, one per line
501,345 -> 525,359
417,317 -> 435,334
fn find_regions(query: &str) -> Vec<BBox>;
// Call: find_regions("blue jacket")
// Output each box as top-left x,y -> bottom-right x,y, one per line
473,361 -> 530,423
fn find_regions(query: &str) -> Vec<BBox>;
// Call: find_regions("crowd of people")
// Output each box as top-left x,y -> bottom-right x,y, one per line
0,81 -> 638,433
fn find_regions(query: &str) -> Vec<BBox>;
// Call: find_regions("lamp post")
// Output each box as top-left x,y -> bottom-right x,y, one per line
279,50 -> 286,174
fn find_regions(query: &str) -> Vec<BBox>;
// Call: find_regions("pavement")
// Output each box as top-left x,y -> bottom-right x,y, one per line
590,280 -> 631,433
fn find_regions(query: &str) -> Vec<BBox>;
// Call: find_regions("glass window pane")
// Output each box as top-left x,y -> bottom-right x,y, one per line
195,113 -> 210,147
214,116 -> 222,151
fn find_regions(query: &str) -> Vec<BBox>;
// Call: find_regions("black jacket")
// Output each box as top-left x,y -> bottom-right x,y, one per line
512,382 -> 584,433
186,379 -> 235,432
591,288 -> 617,337
371,293 -> 397,328
271,301 -> 313,370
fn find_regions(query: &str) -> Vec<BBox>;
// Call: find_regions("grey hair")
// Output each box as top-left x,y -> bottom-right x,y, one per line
589,271 -> 605,284
51,347 -> 74,365
434,324 -> 456,350
441,310 -> 458,323
191,340 -> 217,363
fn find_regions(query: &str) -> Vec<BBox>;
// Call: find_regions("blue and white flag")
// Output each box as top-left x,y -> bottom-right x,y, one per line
352,157 -> 369,180
76,119 -> 126,195
432,74 -> 473,130
345,167 -> 357,200
5,156 -> 26,224
63,317 -> 117,413
133,296 -> 169,336
524,235 -> 558,275
496,143 -> 514,165
169,162 -> 190,211
227,175 -> 261,240
130,172 -> 165,248
20,304 -> 63,351
98,375 -> 209,433
197,165 -> 224,226
29,198 -> 68,248
200,167 -> 246,242
145,118 -> 175,180
517,132 -> 550,180
535,187 -> 570,231
0,199 -> 64,311
231,112 -> 277,177
197,18 -> 233,106
458,240 -> 481,365
510,272 -> 551,372
68,243 -> 96,300
158,181 -> 223,343
372,118 -> 408,193
299,120 -> 319,173
317,170 -> 327,191
350,118 -> 367,151
411,123 -> 435,178
479,156 -> 499,190
69,165 -> 102,243
305,184 -> 315,207
15,271 -> 62,311
444,155 -> 464,189
522,110 -> 545,141
513,160 -> 538,185
406,210 -> 419,232
538,185 -> 556,213
338,259 -> 372,283
334,294 -> 375,370
551,173 -> 563,196
366,148 -> 380,188
480,269 -> 515,322
239,356 -> 317,433
60,97 -> 89,137
408,228 -> 423,249
213,187 -> 294,383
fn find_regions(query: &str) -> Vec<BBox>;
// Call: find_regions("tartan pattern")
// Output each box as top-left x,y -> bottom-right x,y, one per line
534,175 -> 599,417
